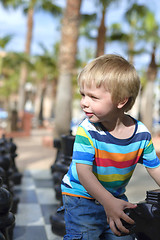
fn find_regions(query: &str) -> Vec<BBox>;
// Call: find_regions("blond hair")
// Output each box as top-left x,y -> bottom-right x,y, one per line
78,54 -> 140,112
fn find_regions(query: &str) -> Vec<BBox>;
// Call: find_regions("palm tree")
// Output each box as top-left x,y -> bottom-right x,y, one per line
107,4 -> 158,123
17,0 -> 62,124
0,52 -> 25,98
139,11 -> 160,133
124,3 -> 150,64
18,0 -> 35,120
95,0 -> 108,57
0,34 -> 16,123
113,5 -> 160,132
0,34 -> 13,77
0,51 -> 26,131
54,0 -> 82,139
141,44 -> 157,133
33,43 -> 59,126
80,0 -> 121,57
0,0 -> 62,125
108,3 -> 151,64
95,0 -> 117,57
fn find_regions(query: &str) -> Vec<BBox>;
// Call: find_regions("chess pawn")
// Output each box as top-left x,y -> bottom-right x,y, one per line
50,206 -> 66,237
8,138 -> 22,185
0,148 -> 11,194
0,232 -> 5,240
0,177 -> 15,240
122,189 -> 160,240
0,138 -> 19,214
0,167 -> 7,189
52,134 -> 75,200
1,136 -> 22,185
0,140 -> 10,174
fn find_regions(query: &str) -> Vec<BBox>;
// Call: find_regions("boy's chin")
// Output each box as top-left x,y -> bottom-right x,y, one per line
87,117 -> 100,124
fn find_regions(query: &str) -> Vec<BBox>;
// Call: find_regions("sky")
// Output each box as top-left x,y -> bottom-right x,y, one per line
0,0 -> 160,71
0,0 -> 128,54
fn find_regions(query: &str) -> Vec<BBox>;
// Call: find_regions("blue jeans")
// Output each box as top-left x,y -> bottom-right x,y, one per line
62,195 -> 135,240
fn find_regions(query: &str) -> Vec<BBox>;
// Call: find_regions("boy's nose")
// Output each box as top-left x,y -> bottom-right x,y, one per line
81,97 -> 89,108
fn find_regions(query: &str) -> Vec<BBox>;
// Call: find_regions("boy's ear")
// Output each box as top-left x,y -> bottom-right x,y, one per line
117,98 -> 129,109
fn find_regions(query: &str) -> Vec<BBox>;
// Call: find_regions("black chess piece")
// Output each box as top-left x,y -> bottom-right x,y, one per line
0,177 -> 15,240
2,136 -> 22,185
121,189 -> 160,240
50,133 -> 75,236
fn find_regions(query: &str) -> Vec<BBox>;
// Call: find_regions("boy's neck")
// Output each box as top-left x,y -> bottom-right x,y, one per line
101,114 -> 136,139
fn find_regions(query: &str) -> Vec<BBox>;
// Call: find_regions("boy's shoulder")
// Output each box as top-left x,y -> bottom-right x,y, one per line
79,116 -> 150,135
79,118 -> 102,132
126,115 -> 150,134
135,118 -> 150,134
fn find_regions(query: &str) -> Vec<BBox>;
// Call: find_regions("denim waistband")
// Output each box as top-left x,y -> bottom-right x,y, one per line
88,193 -> 127,205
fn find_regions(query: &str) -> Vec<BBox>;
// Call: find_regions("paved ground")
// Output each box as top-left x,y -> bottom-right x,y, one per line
14,128 -> 56,172
12,128 -> 63,240
11,127 -> 160,239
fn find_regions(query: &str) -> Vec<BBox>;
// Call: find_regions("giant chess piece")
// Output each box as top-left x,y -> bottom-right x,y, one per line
0,177 -> 15,240
50,133 -> 75,237
122,189 -> 160,240
0,137 -> 19,214
50,206 -> 66,237
52,134 -> 75,201
0,232 -> 5,240
51,138 -> 61,174
2,135 -> 22,185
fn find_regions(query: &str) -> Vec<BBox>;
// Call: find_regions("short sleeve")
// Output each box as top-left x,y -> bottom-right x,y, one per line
141,139 -> 160,168
72,126 -> 95,165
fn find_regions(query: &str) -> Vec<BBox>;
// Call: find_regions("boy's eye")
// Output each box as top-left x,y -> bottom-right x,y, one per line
91,95 -> 98,99
79,90 -> 84,96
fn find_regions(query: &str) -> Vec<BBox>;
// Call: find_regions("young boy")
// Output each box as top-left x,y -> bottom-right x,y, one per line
61,54 -> 160,240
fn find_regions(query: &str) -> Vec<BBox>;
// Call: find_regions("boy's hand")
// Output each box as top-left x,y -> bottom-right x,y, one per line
76,163 -> 137,236
104,197 -> 137,236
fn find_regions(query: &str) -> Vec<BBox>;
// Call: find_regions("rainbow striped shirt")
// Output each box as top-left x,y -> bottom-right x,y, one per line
61,117 -> 160,198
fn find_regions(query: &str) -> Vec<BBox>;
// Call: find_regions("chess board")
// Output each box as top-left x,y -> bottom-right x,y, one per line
12,169 -> 63,240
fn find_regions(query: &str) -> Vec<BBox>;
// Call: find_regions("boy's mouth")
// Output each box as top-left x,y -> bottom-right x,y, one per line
85,112 -> 93,117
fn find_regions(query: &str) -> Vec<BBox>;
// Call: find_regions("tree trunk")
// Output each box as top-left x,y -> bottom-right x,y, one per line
141,44 -> 157,133
96,8 -> 106,57
38,79 -> 47,126
128,37 -> 134,64
18,5 -> 34,115
54,0 -> 82,139
18,63 -> 28,115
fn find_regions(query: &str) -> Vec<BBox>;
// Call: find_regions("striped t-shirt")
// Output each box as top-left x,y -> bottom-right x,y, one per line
61,117 -> 160,199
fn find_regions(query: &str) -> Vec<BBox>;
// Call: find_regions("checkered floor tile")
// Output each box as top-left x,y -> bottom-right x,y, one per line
12,169 -> 63,240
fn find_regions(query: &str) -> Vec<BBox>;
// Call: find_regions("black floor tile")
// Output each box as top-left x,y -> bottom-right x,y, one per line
40,204 -> 59,224
13,226 -> 48,240
34,179 -> 54,188
16,190 -> 38,203
12,169 -> 63,240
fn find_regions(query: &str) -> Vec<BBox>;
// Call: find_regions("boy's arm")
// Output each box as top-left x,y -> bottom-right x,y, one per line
146,165 -> 160,186
76,163 -> 136,236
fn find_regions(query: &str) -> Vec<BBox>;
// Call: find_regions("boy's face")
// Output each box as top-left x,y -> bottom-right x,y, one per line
80,83 -> 117,124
